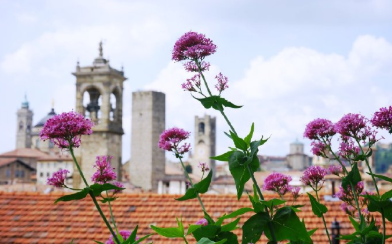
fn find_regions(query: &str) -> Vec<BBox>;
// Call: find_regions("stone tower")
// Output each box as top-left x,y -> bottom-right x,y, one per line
190,115 -> 216,178
130,91 -> 165,192
72,42 -> 126,187
287,139 -> 310,170
16,95 -> 33,149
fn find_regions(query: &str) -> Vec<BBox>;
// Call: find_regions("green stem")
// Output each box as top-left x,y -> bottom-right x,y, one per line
381,208 -> 386,244
68,146 -> 89,187
106,191 -> 119,234
177,153 -> 207,213
356,140 -> 379,195
195,59 -> 213,97
68,145 -> 120,244
316,191 -> 332,244
89,192 -> 121,244
321,138 -> 349,175
183,236 -> 189,244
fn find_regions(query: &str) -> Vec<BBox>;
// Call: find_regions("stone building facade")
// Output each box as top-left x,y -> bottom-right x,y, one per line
72,42 -> 125,187
129,91 -> 165,192
286,139 -> 311,170
16,96 -> 33,149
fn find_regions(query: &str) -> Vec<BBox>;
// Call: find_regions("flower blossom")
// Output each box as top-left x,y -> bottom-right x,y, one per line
371,106 -> 392,133
291,186 -> 301,200
338,138 -> 360,160
215,73 -> 229,93
195,218 -> 208,226
300,166 -> 327,190
158,128 -> 191,155
328,165 -> 342,176
172,32 -> 217,62
91,156 -> 117,183
335,113 -> 379,144
40,111 -> 93,149
304,118 -> 336,140
184,61 -> 210,72
335,181 -> 364,203
111,181 -> 124,194
263,173 -> 292,195
182,74 -> 201,92
198,162 -> 210,173
310,141 -> 327,157
105,230 -> 138,244
47,169 -> 69,188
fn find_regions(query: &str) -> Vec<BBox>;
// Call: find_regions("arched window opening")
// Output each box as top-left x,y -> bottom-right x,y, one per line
19,121 -> 23,131
110,93 -> 116,121
83,87 -> 101,124
199,122 -> 205,134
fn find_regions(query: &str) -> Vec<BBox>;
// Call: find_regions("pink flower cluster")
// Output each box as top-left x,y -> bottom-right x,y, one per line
182,74 -> 201,92
300,166 -> 327,189
371,106 -> 392,132
47,169 -> 69,188
91,156 -> 117,184
215,73 -> 229,93
338,138 -> 360,160
184,60 -> 210,72
304,118 -> 336,140
291,186 -> 301,200
172,31 -> 217,62
158,128 -> 191,155
198,162 -> 210,173
328,165 -> 342,176
40,111 -> 93,149
106,230 -> 138,244
195,218 -> 208,226
263,172 -> 292,195
335,113 -> 379,145
310,141 -> 327,157
111,181 -> 124,194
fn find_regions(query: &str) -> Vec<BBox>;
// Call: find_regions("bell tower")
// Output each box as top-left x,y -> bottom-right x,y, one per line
72,42 -> 126,187
189,115 -> 216,178
16,95 -> 33,149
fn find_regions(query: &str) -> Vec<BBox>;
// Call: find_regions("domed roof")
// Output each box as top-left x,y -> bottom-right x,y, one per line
291,138 -> 303,145
34,108 -> 56,127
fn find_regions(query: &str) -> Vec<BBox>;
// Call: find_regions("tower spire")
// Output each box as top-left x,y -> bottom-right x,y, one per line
99,41 -> 103,57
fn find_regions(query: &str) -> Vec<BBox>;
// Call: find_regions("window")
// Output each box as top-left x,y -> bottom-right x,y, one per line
20,171 -> 25,178
199,122 -> 205,134
40,172 -> 43,177
47,172 -> 50,177
6,169 -> 10,178
15,170 -> 20,177
19,121 -> 23,131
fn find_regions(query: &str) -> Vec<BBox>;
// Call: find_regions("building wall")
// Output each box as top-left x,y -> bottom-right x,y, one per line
130,91 -> 165,192
0,161 -> 33,184
16,107 -> 33,149
36,160 -> 74,185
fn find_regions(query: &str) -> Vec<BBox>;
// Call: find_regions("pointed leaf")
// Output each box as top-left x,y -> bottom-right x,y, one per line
367,172 -> 392,184
94,241 -> 105,244
261,198 -> 286,209
211,151 -> 234,162
221,218 -> 240,232
194,170 -> 213,193
349,216 -> 360,232
307,193 -> 328,217
230,131 -> 247,151
186,225 -> 202,235
241,212 -> 270,244
150,225 -> 184,238
196,238 -> 227,244
244,123 -> 254,146
342,163 -> 361,191
54,188 -> 90,204
382,189 -> 392,200
218,97 -> 242,109
193,225 -> 221,241
90,183 -> 125,197
175,188 -> 197,201
134,234 -> 152,244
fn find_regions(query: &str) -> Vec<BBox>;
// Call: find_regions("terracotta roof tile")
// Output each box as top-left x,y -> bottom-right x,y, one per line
0,148 -> 49,159
0,192 -> 390,243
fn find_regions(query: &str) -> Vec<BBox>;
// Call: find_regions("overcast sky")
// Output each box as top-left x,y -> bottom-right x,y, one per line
1,0 -> 392,162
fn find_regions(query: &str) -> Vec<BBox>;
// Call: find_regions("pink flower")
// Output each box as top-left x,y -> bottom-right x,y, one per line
263,173 -> 292,195
47,169 -> 69,188
291,186 -> 300,200
215,73 -> 229,93
106,230 -> 138,244
310,141 -> 327,156
91,156 -> 117,183
338,138 -> 360,160
182,74 -> 201,92
111,181 -> 124,194
304,118 -> 336,140
195,218 -> 208,226
158,128 -> 191,155
335,181 -> 364,203
40,111 -> 93,149
172,32 -> 217,61
341,203 -> 356,216
328,165 -> 342,176
371,106 -> 392,133
184,61 -> 210,72
300,166 -> 327,189
198,162 -> 210,173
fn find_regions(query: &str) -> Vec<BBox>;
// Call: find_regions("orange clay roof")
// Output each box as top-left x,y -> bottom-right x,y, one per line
0,148 -> 49,159
0,192 -> 390,244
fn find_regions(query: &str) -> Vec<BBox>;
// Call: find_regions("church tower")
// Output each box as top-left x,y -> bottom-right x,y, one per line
72,42 -> 126,187
130,91 -> 165,192
189,115 -> 216,178
16,95 -> 33,149
287,139 -> 310,170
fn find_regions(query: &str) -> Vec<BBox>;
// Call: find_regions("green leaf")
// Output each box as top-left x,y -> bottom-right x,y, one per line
54,188 -> 90,204
204,211 -> 215,224
261,198 -> 286,209
133,234 -> 152,244
90,183 -> 125,197
217,232 -> 238,244
100,197 -> 117,203
382,189 -> 392,200
230,131 -> 248,151
195,96 -> 223,110
150,217 -> 184,238
244,123 -> 254,146
367,172 -> 392,183
308,228 -> 318,236
306,193 -> 328,217
342,163 -> 361,191
193,225 -> 221,241
176,170 -> 213,201
219,97 -> 242,109
211,151 -> 234,162
196,238 -> 227,244
264,207 -> 312,243
219,207 -> 254,220
248,195 -> 263,213
349,216 -> 360,232
221,218 -> 240,232
187,225 -> 202,235
241,212 -> 270,244
228,151 -> 247,199
94,241 -> 104,244
122,225 -> 138,244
